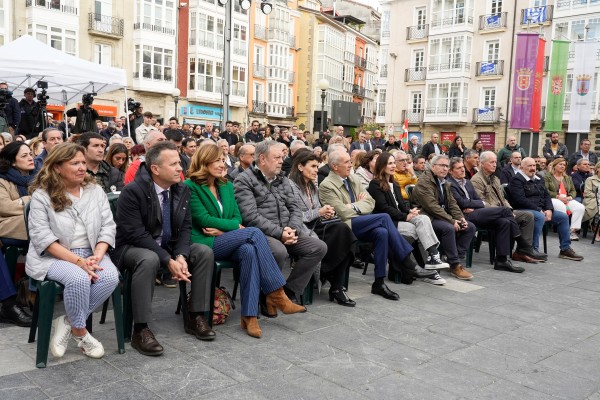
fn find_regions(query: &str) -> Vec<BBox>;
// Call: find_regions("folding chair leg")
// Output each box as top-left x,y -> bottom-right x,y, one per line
111,285 -> 125,354
122,271 -> 133,342
178,281 -> 188,326
100,298 -> 110,324
28,292 -> 40,343
86,314 -> 93,334
35,282 -> 59,368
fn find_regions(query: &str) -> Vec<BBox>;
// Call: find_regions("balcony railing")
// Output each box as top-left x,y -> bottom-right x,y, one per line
475,60 -> 504,77
253,64 -> 266,79
254,24 -> 266,40
352,84 -> 366,97
287,70 -> 295,83
133,71 -> 173,82
25,0 -> 78,15
425,106 -> 468,117
133,22 -> 176,35
251,100 -> 267,115
428,62 -> 470,73
473,107 -> 502,124
557,0 -> 597,9
289,35 -> 296,47
521,5 -> 553,25
89,13 -> 124,37
354,55 -> 367,69
285,106 -> 295,118
406,24 -> 429,40
233,45 -> 247,57
380,64 -> 388,78
431,15 -> 473,29
382,29 -> 390,38
404,68 -> 426,82
479,12 -> 507,31
401,110 -> 424,124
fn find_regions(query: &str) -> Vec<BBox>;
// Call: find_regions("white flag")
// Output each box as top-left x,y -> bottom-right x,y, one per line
568,41 -> 600,132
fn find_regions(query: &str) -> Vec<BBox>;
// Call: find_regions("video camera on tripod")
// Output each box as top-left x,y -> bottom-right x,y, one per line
0,87 -> 13,117
82,92 -> 97,108
35,80 -> 49,108
127,97 -> 141,113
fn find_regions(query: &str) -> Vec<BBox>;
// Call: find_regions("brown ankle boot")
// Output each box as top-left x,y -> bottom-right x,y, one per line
266,287 -> 307,315
240,316 -> 262,338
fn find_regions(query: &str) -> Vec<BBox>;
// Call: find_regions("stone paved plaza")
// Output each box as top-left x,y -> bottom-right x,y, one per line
1,232 -> 600,400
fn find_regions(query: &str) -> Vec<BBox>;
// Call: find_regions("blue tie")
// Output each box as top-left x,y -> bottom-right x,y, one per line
161,190 -> 171,248
344,179 -> 356,203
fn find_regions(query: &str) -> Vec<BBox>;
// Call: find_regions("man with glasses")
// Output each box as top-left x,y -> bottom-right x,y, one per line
412,155 -> 476,280
568,138 -> 597,173
571,158 -> 592,203
245,120 -> 264,143
393,150 -> 418,201
125,130 -> 167,184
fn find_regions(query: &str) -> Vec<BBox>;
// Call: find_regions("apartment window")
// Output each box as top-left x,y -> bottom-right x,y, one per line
216,18 -> 224,50
571,20 -> 585,41
413,49 -> 424,70
189,12 -> 196,45
199,14 -> 215,48
491,0 -> 502,14
233,24 -> 247,56
137,0 -> 175,29
411,91 -> 422,113
486,40 -> 500,62
426,83 -> 468,114
232,65 -> 246,97
254,45 -> 264,65
589,18 -> 600,40
415,6 -> 426,28
0,0 -> 5,30
94,43 -> 112,66
136,45 -> 173,81
254,82 -> 264,101
29,24 -> 77,56
482,87 -> 496,108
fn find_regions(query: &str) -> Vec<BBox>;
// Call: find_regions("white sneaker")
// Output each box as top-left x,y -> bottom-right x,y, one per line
425,253 -> 450,270
421,272 -> 446,285
50,315 -> 72,358
76,332 -> 105,359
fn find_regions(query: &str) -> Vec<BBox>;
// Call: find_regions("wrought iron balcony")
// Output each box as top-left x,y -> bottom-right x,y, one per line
521,5 -> 553,25
285,106 -> 295,118
352,84 -> 366,97
406,24 -> 429,40
354,55 -> 367,69
89,13 -> 124,37
254,24 -> 266,40
380,65 -> 388,78
401,110 -> 424,124
133,22 -> 176,35
251,100 -> 267,115
479,12 -> 507,31
475,60 -> 504,77
472,107 -> 502,124
404,68 -> 426,82
26,0 -> 78,15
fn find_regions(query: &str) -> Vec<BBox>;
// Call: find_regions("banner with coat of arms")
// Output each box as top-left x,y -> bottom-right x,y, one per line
510,33 -> 540,130
568,41 -> 600,133
545,40 -> 570,132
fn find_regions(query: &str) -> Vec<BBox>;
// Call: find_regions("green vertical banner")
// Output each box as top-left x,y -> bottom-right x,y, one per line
545,40 -> 570,132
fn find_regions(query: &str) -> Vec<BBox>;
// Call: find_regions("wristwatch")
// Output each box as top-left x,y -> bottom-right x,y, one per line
175,254 -> 187,261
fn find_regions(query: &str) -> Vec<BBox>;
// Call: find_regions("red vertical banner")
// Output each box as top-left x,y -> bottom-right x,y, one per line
401,119 -> 409,151
530,37 -> 546,132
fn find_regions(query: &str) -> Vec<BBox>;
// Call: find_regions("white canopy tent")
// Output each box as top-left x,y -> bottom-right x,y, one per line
0,35 -> 128,134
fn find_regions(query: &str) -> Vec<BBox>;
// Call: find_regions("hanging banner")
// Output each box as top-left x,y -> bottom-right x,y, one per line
545,40 -> 570,132
568,41 -> 600,132
510,33 -> 540,130
530,37 -> 546,132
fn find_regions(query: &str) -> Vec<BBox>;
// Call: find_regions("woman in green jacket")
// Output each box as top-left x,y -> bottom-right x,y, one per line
184,144 -> 305,339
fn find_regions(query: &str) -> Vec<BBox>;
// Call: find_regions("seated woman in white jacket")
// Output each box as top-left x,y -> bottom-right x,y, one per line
26,143 -> 119,359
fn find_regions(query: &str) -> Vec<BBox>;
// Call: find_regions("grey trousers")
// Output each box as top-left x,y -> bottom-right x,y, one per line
514,210 -> 535,248
266,235 -> 327,295
123,243 -> 214,323
397,215 -> 439,252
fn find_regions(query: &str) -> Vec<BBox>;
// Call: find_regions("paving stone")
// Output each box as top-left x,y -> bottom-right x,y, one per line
390,326 -> 472,357
426,319 -> 502,344
464,378 -> 558,400
453,310 -> 527,333
54,379 -> 161,400
194,384 -> 269,400
509,317 -> 600,349
24,359 -> 122,398
0,345 -> 36,377
444,345 -> 538,379
476,333 -> 562,363
358,371 -> 461,400
0,373 -> 47,400
537,350 -> 600,382
266,309 -> 338,333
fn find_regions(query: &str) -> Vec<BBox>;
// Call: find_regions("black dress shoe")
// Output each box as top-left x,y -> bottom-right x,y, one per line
531,249 -> 548,261
352,259 -> 365,269
494,259 -> 525,273
131,327 -> 164,356
186,315 -> 216,341
517,248 -> 547,262
371,281 -> 400,301
329,288 -> 356,307
399,260 -> 437,279
0,303 -> 32,327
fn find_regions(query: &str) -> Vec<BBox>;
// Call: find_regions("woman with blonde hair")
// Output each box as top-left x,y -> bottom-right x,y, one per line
26,143 -> 119,359
544,157 -> 585,240
184,144 -> 305,338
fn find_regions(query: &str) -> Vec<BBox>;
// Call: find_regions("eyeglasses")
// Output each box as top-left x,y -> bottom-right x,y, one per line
434,164 -> 449,168
396,159 -> 408,163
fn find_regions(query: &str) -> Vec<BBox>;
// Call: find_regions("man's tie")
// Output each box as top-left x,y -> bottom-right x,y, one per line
161,190 -> 171,248
344,178 -> 356,203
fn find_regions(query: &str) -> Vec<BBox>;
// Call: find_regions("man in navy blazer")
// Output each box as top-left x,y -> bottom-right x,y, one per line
447,157 -> 536,272
349,131 -> 373,154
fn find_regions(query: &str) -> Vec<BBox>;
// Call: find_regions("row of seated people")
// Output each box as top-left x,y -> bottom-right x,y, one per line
0,137 -> 586,362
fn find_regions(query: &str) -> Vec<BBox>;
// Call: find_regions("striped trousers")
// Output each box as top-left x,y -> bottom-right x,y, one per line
46,248 -> 119,329
212,227 -> 286,316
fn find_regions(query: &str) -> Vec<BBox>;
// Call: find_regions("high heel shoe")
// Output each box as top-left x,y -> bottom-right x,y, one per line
266,287 -> 307,316
241,316 -> 262,338
329,288 -> 356,307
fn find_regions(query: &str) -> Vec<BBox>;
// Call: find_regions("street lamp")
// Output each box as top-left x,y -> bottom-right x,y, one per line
172,87 -> 181,122
318,78 -> 329,136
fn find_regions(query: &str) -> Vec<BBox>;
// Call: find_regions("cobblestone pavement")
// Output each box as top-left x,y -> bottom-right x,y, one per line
1,233 -> 600,399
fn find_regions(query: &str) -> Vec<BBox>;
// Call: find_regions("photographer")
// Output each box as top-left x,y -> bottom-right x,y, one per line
0,82 -> 21,133
66,93 -> 100,134
17,88 -> 45,139
128,100 -> 143,142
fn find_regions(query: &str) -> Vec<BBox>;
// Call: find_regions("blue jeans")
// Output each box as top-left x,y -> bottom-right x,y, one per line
351,214 -> 413,279
523,209 -> 571,251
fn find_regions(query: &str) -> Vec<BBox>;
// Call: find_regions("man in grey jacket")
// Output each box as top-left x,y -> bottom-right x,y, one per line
234,141 -> 327,304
